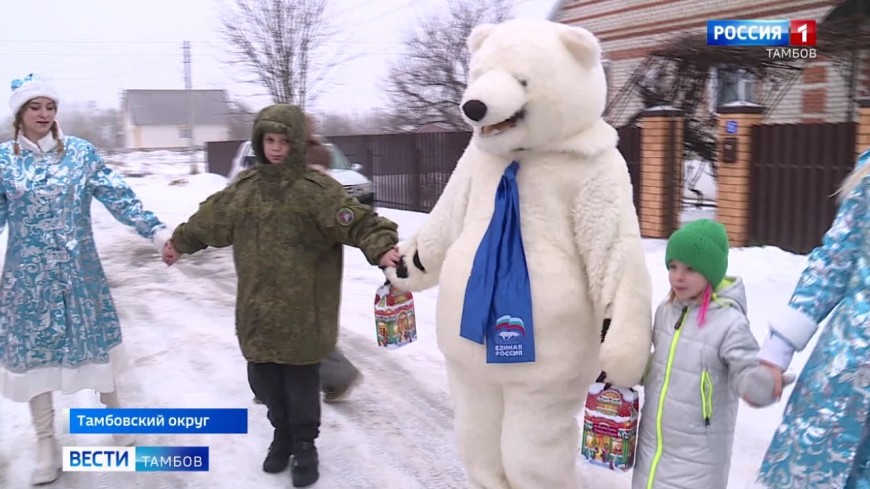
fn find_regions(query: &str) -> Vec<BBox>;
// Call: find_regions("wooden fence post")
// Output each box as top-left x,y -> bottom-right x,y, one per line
716,103 -> 766,247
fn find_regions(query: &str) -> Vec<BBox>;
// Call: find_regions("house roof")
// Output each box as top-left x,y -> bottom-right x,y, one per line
124,89 -> 231,126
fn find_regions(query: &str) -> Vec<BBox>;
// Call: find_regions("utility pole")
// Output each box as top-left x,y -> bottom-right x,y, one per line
183,40 -> 198,174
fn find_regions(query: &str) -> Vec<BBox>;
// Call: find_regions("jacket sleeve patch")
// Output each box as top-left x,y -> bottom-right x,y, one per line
336,207 -> 355,226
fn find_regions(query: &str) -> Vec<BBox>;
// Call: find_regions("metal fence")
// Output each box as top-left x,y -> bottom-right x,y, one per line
749,121 -> 857,254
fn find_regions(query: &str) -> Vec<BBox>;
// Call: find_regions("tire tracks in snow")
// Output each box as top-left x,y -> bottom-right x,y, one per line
313,332 -> 465,489
1,219 -> 467,488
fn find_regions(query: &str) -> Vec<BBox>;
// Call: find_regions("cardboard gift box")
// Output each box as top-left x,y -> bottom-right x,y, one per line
580,382 -> 639,472
374,282 -> 417,348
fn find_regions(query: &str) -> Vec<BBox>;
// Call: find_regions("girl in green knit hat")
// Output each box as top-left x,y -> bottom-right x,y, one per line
632,219 -> 785,489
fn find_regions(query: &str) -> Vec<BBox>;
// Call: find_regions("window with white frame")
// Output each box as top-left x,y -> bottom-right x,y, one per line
709,66 -> 757,111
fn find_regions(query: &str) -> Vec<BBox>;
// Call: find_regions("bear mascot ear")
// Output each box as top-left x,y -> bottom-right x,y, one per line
557,24 -> 602,68
468,23 -> 497,55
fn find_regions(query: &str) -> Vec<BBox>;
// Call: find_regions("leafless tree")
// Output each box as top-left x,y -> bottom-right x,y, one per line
226,99 -> 258,140
60,107 -> 124,150
312,110 -> 394,136
219,0 -> 344,109
384,0 -> 513,131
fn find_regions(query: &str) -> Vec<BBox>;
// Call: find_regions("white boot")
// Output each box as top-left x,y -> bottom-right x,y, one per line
29,392 -> 61,485
100,391 -> 135,446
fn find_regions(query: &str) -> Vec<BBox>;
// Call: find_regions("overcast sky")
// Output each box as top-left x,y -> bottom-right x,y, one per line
0,0 -> 555,120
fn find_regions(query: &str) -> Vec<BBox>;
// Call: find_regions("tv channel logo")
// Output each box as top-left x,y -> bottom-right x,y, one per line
63,446 -> 209,472
707,20 -> 816,47
63,447 -> 135,472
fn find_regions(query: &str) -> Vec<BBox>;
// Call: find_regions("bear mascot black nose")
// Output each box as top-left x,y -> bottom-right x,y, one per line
462,100 -> 488,121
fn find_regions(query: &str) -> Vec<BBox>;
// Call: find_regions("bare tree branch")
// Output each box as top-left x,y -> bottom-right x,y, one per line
383,0 -> 513,131
219,0 -> 344,109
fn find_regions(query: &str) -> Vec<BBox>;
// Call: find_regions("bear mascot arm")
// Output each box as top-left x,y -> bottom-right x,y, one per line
573,150 -> 653,388
384,150 -> 474,291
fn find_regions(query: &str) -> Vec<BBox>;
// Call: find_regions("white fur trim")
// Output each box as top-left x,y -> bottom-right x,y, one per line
151,226 -> 172,253
768,305 -> 818,351
16,122 -> 64,154
9,79 -> 59,115
0,344 -> 128,402
757,333 -> 797,371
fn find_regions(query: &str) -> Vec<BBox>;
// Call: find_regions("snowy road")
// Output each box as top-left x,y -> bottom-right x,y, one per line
0,170 -> 809,489
0,175 -> 469,488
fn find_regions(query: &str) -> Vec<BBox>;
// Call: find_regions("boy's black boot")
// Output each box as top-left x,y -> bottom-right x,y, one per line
290,441 -> 319,487
262,429 -> 293,473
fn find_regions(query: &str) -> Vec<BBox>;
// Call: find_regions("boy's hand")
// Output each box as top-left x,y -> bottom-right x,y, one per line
162,240 -> 181,266
379,247 -> 401,269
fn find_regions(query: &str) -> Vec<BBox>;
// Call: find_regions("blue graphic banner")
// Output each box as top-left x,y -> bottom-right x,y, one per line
62,446 -> 209,472
136,446 -> 210,472
68,408 -> 248,434
706,20 -> 790,47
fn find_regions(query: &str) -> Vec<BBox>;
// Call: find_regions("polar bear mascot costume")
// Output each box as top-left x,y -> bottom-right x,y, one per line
385,19 -> 653,489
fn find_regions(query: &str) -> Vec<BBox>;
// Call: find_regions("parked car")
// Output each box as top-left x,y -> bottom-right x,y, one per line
682,159 -> 717,209
228,139 -> 375,206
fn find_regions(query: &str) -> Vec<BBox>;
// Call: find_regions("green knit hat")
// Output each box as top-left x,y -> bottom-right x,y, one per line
665,219 -> 730,287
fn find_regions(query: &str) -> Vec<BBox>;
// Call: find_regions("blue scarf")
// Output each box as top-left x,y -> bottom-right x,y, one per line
460,161 -> 535,363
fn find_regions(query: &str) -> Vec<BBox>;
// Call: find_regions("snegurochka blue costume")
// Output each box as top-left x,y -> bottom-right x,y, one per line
0,74 -> 171,485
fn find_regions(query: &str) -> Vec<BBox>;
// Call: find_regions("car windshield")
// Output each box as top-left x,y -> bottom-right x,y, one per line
327,144 -> 352,170
242,143 -> 353,171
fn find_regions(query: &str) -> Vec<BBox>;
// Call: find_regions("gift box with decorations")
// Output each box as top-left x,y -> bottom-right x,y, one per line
374,282 -> 417,348
580,382 -> 639,472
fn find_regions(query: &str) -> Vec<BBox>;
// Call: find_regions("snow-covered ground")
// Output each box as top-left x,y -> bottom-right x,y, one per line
0,154 -> 813,488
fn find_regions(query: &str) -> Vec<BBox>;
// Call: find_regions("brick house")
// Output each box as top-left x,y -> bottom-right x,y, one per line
548,0 -> 870,126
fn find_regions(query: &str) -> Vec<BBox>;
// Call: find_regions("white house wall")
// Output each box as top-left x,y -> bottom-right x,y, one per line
124,125 -> 230,149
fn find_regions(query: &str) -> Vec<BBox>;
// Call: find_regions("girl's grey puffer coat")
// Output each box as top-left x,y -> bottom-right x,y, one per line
632,277 -> 760,489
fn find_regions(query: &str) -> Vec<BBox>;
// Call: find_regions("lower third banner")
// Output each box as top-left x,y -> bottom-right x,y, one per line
67,408 -> 248,434
62,446 -> 209,472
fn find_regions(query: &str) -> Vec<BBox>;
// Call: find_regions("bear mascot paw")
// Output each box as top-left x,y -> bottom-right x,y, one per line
384,238 -> 439,292
385,19 -> 653,489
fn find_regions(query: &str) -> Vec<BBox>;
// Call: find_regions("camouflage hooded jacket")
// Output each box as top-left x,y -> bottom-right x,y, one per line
170,105 -> 398,364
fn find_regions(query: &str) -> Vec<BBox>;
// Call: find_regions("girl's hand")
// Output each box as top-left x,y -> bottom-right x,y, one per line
759,360 -> 785,400
379,247 -> 401,269
162,240 -> 181,266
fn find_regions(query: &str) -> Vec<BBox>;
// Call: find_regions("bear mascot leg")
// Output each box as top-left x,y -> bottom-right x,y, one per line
386,19 -> 653,489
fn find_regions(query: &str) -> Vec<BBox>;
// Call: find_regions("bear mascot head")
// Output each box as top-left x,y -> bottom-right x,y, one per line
459,19 -> 608,157
385,19 -> 653,489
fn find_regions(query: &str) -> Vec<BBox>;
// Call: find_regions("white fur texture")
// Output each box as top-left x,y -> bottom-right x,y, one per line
460,20 -> 607,158
767,304 -> 819,352
9,78 -> 59,115
151,226 -> 173,254
387,20 -> 653,489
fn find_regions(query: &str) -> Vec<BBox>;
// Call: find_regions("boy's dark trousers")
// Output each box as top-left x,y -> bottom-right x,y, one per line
247,361 -> 321,478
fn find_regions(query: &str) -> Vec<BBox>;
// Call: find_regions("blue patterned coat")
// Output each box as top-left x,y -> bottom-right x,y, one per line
0,135 -> 166,401
756,149 -> 870,489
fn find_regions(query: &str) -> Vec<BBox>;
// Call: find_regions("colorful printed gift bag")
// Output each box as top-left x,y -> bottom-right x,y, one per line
580,382 -> 640,472
374,282 -> 417,348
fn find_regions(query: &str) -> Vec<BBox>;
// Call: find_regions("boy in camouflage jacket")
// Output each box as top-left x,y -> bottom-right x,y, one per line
163,104 -> 400,487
